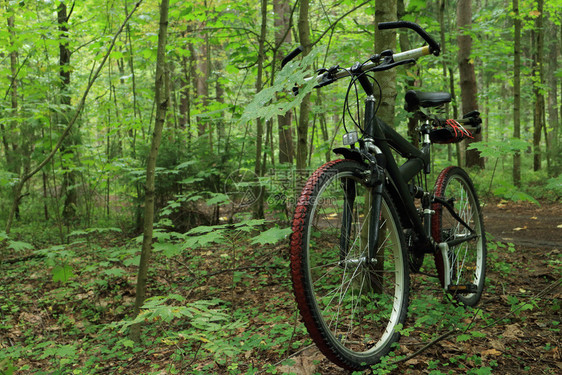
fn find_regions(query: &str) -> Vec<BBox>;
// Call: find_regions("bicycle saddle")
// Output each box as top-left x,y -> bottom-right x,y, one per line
404,90 -> 452,112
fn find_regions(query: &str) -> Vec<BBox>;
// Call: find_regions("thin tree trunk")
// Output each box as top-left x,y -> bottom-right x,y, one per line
532,0 -> 544,171
546,21 -> 558,175
130,0 -> 170,342
457,0 -> 484,168
195,6 -> 209,139
274,0 -> 294,164
5,3 -> 22,221
253,0 -> 267,220
374,0 -> 397,127
399,0 -> 418,145
513,0 -> 521,187
57,2 -> 80,222
296,0 -> 311,171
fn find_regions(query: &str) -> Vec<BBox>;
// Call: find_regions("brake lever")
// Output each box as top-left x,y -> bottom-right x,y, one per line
314,65 -> 340,88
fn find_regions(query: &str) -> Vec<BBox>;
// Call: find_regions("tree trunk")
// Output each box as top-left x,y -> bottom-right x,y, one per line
546,21 -> 558,174
5,4 -> 22,221
195,7 -> 209,138
274,0 -> 294,164
532,0 -> 544,171
253,0 -> 267,220
58,1 -> 79,222
513,0 -> 521,187
457,0 -> 484,168
130,0 -> 170,343
374,0 -> 397,127
296,0 -> 311,171
398,0 -> 418,145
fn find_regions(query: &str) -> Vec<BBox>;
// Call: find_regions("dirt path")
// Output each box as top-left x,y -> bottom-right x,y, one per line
484,200 -> 561,249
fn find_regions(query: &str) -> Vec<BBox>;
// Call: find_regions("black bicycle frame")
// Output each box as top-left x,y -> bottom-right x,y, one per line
355,73 -> 434,258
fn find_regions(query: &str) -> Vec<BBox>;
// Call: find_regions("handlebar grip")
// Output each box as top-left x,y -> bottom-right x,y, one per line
281,46 -> 303,68
378,21 -> 440,56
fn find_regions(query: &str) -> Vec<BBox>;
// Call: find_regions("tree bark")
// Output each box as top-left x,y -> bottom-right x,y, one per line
296,0 -> 311,171
195,6 -> 210,139
513,0 -> 521,187
58,1 -> 79,222
457,0 -> 484,168
398,0 -> 418,145
532,0 -> 544,171
130,0 -> 170,342
274,0 -> 294,164
374,0 -> 397,127
253,0 -> 267,219
4,3 -> 22,221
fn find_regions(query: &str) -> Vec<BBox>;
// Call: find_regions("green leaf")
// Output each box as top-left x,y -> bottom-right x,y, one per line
238,47 -> 321,125
52,264 -> 74,283
456,333 -> 472,342
123,255 -> 140,267
103,268 -> 126,277
120,339 -> 135,348
8,240 -> 34,252
206,193 -> 230,206
184,231 -> 225,249
250,226 -> 292,245
153,242 -> 183,257
56,344 -> 76,358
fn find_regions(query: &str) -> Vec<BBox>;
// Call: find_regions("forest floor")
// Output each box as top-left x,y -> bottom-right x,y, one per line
0,200 -> 560,374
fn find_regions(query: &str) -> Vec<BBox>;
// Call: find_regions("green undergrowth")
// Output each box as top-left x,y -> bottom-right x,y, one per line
0,221 -> 305,374
1,222 -> 559,374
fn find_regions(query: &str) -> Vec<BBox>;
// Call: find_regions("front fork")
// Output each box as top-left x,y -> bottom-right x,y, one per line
363,139 -> 386,265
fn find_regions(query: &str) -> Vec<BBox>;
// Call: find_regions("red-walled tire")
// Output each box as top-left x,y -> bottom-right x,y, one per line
290,159 -> 409,370
432,166 -> 486,306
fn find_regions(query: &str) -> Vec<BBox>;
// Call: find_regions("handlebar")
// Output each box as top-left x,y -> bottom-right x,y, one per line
281,46 -> 303,68
281,21 -> 439,92
312,45 -> 430,88
377,21 -> 440,56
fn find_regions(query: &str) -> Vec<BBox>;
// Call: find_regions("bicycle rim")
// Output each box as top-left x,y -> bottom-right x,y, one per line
291,160 -> 408,370
433,166 -> 486,306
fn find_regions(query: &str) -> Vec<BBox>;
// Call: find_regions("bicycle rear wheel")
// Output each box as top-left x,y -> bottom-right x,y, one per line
432,166 -> 486,306
290,159 -> 409,370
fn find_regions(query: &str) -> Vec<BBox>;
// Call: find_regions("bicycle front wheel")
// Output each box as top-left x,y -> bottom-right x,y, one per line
432,166 -> 486,306
290,159 -> 409,370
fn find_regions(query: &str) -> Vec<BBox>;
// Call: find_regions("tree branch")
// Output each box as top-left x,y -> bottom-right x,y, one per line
311,0 -> 372,48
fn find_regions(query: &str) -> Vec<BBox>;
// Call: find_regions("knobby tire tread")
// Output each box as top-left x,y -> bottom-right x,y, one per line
290,159 -> 408,370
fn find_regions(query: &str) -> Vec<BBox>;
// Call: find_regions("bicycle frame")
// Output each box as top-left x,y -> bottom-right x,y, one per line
336,73 -> 435,261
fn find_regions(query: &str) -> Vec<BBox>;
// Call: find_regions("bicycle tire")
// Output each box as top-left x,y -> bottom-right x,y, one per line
290,159 -> 409,370
432,166 -> 486,306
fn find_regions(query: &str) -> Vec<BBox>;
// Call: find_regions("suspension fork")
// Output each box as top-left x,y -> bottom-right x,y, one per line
362,93 -> 386,264
339,178 -> 356,261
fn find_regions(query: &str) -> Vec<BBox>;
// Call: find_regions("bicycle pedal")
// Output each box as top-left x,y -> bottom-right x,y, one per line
447,284 -> 478,294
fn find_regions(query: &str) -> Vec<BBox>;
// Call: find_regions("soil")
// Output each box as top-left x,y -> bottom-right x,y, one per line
282,200 -> 562,374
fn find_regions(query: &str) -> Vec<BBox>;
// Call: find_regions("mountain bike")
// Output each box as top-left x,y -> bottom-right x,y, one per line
285,21 -> 486,370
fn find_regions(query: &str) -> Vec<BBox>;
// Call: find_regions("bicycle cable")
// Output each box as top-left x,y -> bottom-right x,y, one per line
342,63 -> 383,136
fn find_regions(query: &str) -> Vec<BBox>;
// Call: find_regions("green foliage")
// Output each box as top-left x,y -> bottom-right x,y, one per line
238,48 -> 320,125
250,226 -> 292,245
492,180 -> 539,203
468,138 -> 529,159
